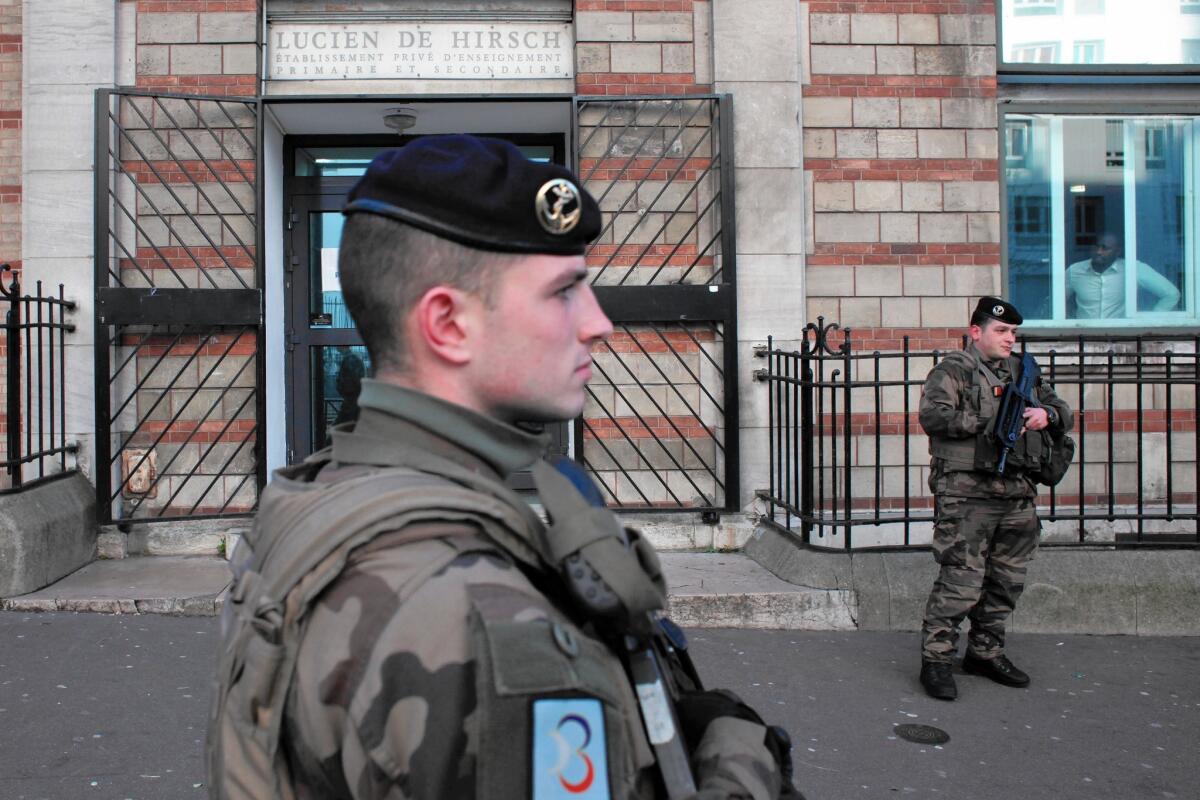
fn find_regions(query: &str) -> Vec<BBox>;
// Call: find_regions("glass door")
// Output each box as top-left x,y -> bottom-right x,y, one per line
284,136 -> 568,477
287,195 -> 372,458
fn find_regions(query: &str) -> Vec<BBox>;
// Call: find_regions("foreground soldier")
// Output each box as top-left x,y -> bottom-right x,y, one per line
208,136 -> 796,799
917,297 -> 1073,701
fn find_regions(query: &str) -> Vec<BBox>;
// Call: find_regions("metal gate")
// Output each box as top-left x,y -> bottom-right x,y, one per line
575,95 -> 738,512
94,89 -> 263,524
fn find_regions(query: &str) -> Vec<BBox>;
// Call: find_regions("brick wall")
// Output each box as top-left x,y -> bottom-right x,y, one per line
802,1 -> 999,350
574,2 -> 725,506
0,0 -> 18,479
0,0 -> 16,268
114,2 -> 260,514
576,0 -> 711,94
135,0 -> 259,96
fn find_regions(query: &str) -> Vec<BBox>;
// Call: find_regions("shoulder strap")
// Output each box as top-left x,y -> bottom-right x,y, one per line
938,348 -> 976,373
245,466 -> 540,619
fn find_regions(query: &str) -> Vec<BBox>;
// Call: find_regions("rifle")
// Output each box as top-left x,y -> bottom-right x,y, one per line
547,457 -> 797,799
547,458 -> 700,798
622,624 -> 701,799
992,351 -> 1040,474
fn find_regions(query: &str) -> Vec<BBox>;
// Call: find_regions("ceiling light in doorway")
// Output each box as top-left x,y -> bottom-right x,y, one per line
384,108 -> 419,133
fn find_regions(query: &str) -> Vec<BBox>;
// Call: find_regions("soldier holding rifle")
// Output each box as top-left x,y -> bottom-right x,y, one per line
917,297 -> 1074,701
208,136 -> 798,799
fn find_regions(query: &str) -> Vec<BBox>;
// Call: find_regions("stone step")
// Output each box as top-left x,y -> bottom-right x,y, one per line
660,552 -> 856,630
1,551 -> 855,631
93,513 -> 757,559
1,556 -> 231,615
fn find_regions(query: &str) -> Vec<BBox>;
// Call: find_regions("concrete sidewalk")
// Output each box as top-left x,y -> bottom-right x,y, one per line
1,613 -> 1196,800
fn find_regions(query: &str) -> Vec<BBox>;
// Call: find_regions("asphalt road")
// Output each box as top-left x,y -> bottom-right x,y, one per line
1,613 -> 1197,800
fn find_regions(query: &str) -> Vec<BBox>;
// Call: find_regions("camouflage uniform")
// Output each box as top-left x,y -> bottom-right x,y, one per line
278,381 -> 783,799
918,344 -> 1073,664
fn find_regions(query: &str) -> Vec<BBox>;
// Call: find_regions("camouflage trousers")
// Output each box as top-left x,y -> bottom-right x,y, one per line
920,494 -> 1039,664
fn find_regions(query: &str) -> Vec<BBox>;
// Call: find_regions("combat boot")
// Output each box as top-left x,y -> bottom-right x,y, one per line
919,660 -> 957,700
962,653 -> 1030,687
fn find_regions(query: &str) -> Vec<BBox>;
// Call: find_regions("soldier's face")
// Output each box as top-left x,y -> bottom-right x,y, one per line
467,254 -> 613,424
971,320 -> 1018,360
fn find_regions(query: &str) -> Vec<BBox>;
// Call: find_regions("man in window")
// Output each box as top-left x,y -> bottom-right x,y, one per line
1066,232 -> 1182,318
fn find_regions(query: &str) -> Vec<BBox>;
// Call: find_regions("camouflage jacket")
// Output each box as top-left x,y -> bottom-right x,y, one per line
277,381 -> 782,800
919,345 -> 1073,499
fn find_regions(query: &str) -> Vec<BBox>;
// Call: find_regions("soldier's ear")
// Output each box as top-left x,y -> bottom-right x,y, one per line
412,286 -> 475,366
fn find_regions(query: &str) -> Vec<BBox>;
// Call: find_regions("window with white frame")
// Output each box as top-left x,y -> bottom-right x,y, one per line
1073,40 -> 1104,63
1002,0 -> 1200,65
1006,119 -> 1032,166
1005,114 -> 1196,326
1011,42 -> 1061,63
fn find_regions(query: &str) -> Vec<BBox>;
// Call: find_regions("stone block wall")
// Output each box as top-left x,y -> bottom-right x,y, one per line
574,3 -> 733,508
105,2 -> 262,516
0,0 -> 18,479
0,0 -> 17,270
576,0 -> 712,94
802,0 -> 999,346
135,1 -> 259,97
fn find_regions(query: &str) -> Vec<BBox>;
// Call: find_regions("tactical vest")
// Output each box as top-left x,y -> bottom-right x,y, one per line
206,437 -> 667,800
927,350 -> 1047,474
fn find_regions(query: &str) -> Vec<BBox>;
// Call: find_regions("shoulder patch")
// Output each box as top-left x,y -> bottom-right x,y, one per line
533,698 -> 611,799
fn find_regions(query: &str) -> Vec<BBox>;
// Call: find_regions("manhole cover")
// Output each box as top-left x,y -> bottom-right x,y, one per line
894,724 -> 950,745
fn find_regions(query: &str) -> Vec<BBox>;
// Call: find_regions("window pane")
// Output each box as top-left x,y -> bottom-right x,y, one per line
1005,114 -> 1195,326
1062,118 -> 1126,320
308,211 -> 354,328
1006,117 -> 1054,319
294,143 -> 556,177
295,147 -> 382,177
1001,0 -> 1200,65
311,346 -> 374,450
1132,120 -> 1188,314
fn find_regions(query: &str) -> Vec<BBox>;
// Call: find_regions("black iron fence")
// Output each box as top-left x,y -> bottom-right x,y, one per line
0,264 -> 78,490
755,320 -> 1200,550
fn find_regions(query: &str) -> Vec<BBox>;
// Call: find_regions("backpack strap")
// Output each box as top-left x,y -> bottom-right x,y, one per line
254,469 -> 540,614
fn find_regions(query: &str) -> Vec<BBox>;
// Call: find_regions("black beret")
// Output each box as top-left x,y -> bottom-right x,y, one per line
343,135 -> 601,256
972,296 -> 1024,326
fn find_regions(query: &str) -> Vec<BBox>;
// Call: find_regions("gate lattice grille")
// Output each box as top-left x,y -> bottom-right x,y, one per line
576,95 -> 738,511
95,89 -> 263,523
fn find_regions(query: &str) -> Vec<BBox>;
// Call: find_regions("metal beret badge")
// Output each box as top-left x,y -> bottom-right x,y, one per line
536,178 -> 583,235
992,304 -> 1005,316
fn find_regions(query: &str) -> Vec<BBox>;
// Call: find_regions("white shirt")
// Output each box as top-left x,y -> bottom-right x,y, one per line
1066,257 -> 1182,319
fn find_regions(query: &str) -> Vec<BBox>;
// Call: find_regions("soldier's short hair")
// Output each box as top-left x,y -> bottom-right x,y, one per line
338,214 -> 524,372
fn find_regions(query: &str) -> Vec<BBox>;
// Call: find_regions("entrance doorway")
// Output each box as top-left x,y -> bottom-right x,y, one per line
282,134 -> 568,474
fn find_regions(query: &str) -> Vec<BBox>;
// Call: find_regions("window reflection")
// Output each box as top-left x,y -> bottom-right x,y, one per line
1005,115 -> 1192,325
309,212 -> 354,329
312,346 -> 374,449
1002,0 -> 1200,65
